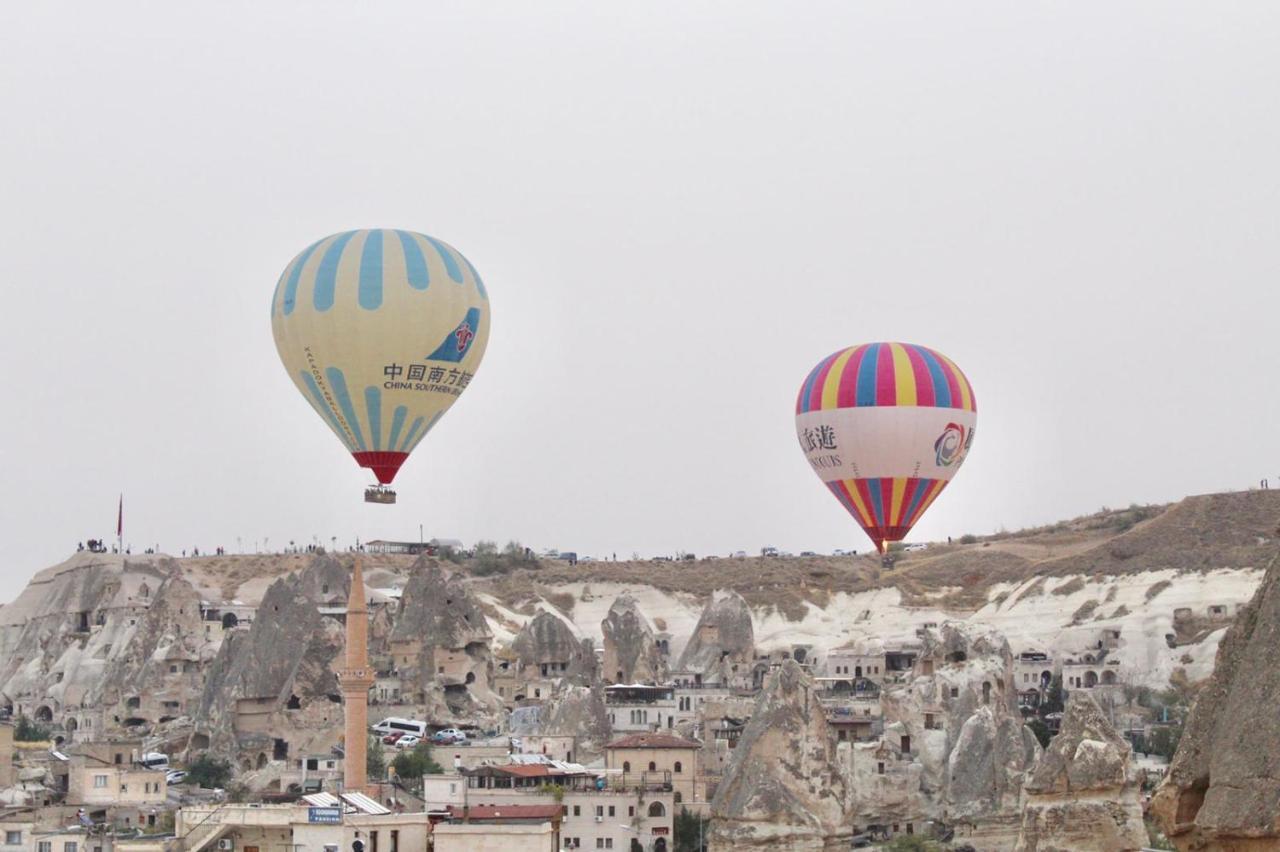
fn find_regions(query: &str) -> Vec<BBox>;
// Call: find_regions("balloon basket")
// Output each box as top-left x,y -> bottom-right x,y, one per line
364,485 -> 397,505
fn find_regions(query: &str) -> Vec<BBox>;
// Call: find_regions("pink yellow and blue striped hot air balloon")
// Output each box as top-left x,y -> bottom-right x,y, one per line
271,229 -> 490,495
795,342 -> 976,553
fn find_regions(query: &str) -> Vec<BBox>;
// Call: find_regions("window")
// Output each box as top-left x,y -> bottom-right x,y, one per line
674,761 -> 682,773
605,841 -> 613,849
38,843 -> 51,852
596,806 -> 604,817
94,774 -> 108,788
608,806 -> 615,817
877,762 -> 885,775
647,802 -> 665,817
623,761 -> 631,773
648,762 -> 656,772
628,806 -> 634,817
674,791 -> 682,803
65,844 -> 78,852
120,784 -> 128,793
573,805 -> 581,816
5,833 -> 21,846
596,841 -> 604,850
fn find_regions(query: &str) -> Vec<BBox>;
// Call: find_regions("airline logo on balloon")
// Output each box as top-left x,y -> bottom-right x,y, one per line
934,422 -> 974,467
427,307 -> 483,363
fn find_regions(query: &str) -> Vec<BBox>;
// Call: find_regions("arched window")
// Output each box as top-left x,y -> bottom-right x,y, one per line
648,761 -> 656,772
623,761 -> 631,773
674,761 -> 682,773
648,801 -> 665,817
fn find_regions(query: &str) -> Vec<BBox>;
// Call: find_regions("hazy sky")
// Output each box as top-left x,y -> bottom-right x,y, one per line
3,2 -> 1278,601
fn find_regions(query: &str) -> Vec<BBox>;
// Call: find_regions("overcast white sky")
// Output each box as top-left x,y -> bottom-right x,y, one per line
2,2 -> 1278,601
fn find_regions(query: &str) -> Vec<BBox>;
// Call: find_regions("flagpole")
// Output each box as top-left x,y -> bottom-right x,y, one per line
117,494 -> 123,556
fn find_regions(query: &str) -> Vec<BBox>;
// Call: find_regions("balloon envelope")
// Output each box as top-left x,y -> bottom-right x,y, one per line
795,342 -> 976,552
271,229 -> 490,485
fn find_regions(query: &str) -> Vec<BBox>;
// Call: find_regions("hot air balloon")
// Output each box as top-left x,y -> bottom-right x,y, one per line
271,229 -> 490,503
795,342 -> 975,555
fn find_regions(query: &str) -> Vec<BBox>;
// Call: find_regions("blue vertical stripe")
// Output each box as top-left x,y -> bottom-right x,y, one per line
364,386 -> 383,451
902,478 -> 928,527
866,478 -> 885,526
358,230 -> 384,310
324,367 -> 366,451
397,231 -> 431,291
300,371 -> 353,451
282,238 -> 326,316
387,405 -> 409,450
916,348 -> 952,408
460,254 -> 488,300
313,231 -> 358,312
398,416 -> 425,452
798,353 -> 836,413
854,343 -> 882,406
424,235 -> 465,283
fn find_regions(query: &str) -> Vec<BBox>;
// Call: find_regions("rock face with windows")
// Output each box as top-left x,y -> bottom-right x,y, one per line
512,610 -> 598,686
535,684 -> 612,762
601,593 -> 667,685
1016,691 -> 1145,851
193,567 -> 345,762
1152,555 -> 1280,851
847,623 -> 1040,842
676,591 -> 755,687
710,660 -> 850,849
389,559 -> 502,716
100,572 -> 209,733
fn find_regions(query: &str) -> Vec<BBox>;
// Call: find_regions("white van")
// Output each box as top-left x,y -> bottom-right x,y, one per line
371,718 -> 427,738
139,752 -> 170,771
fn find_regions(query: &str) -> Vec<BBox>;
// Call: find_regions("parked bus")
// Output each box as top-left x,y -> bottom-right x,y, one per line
371,717 -> 428,738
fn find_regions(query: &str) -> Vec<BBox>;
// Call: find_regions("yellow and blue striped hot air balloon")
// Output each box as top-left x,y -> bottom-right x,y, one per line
271,229 -> 490,499
795,342 -> 976,553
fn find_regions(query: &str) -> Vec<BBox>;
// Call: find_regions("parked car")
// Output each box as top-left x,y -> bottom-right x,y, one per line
432,728 -> 467,745
761,546 -> 779,557
382,731 -> 405,745
166,770 -> 188,785
396,735 -> 421,749
800,551 -> 817,557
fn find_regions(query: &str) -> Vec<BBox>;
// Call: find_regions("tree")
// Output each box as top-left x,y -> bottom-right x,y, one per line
1039,675 -> 1065,717
392,742 -> 444,783
367,734 -> 386,780
14,715 -> 50,742
673,807 -> 710,852
1027,717 -> 1052,748
187,754 -> 233,789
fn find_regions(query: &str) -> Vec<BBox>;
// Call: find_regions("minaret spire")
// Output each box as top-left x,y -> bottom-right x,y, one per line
339,556 -> 375,795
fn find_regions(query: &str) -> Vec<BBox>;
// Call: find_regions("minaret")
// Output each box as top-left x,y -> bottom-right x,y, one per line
340,557 -> 375,795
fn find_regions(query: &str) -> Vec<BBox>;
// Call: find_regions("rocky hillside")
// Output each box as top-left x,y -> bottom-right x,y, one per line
1,489 -> 1274,730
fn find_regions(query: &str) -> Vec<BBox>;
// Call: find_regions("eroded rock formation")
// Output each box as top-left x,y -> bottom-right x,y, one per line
711,660 -> 849,849
1016,691 -> 1145,851
536,684 -> 612,761
1152,555 -> 1280,851
677,590 -> 754,685
512,610 -> 596,684
601,593 -> 666,684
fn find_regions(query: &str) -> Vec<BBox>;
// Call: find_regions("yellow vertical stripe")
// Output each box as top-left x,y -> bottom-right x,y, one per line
889,343 -> 917,405
841,480 -> 875,527
889,477 -> 907,526
938,353 -> 973,411
820,347 -> 857,410
914,481 -> 948,523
